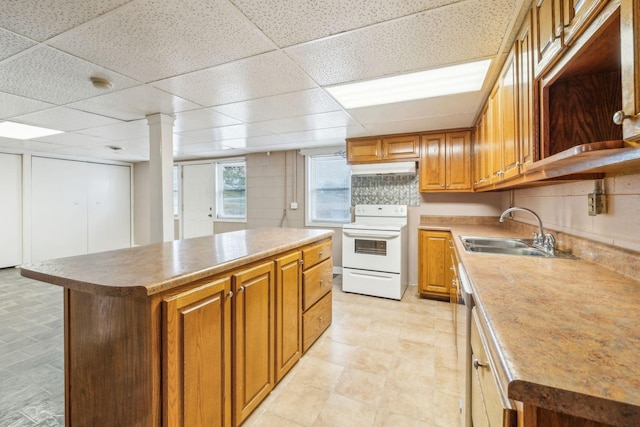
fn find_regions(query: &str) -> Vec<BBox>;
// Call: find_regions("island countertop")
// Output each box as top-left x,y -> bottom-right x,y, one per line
20,228 -> 334,298
420,221 -> 640,426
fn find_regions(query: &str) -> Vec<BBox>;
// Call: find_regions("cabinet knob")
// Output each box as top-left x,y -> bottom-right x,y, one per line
237,286 -> 245,292
515,161 -> 521,167
320,279 -> 324,285
441,184 -> 446,188
226,290 -> 234,298
473,358 -> 488,369
613,110 -> 640,125
319,251 -> 323,257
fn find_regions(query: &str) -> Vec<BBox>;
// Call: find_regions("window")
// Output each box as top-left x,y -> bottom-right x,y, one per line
216,160 -> 246,221
306,154 -> 351,226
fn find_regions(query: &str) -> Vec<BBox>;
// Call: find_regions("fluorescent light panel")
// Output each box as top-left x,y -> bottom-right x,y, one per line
326,59 -> 492,109
0,121 -> 64,140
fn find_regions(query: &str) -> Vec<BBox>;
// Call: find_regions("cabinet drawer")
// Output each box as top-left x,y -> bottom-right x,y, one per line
302,240 -> 332,270
302,292 -> 332,353
303,258 -> 333,310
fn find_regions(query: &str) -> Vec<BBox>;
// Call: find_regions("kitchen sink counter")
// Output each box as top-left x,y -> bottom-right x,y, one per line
420,220 -> 640,426
21,227 -> 333,297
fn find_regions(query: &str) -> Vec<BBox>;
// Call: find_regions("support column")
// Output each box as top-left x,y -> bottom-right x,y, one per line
147,113 -> 175,243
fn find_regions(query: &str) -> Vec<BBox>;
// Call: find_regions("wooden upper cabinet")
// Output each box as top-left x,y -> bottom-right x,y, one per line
419,133 -> 446,191
499,51 -> 520,181
346,138 -> 382,163
564,0 -> 610,45
517,11 -> 536,170
382,134 -> 421,160
534,0 -> 564,76
620,0 -> 640,142
420,131 -> 471,192
163,277 -> 232,427
446,132 -> 472,190
346,134 -> 419,164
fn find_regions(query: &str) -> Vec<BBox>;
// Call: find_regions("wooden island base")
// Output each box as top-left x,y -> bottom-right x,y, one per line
21,229 -> 334,427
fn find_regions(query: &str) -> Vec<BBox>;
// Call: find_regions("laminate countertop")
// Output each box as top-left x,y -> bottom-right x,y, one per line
419,222 -> 640,426
20,228 -> 333,298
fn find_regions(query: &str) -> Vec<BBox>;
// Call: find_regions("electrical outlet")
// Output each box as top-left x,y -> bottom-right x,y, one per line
290,202 -> 298,210
588,193 -> 606,216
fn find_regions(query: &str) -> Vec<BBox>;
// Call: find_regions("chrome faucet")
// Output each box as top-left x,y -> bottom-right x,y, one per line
499,207 -> 556,256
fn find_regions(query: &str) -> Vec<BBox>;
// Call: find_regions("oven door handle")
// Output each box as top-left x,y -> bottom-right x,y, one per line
343,230 -> 400,239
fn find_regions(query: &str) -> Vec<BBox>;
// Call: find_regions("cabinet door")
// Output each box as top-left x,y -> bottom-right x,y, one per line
500,52 -> 520,181
517,11 -> 536,169
274,252 -> 302,383
418,230 -> 452,299
621,0 -> 640,142
233,261 -> 275,426
446,131 -> 472,190
488,86 -> 503,183
564,0 -> 610,45
534,0 -> 564,76
163,277 -> 232,427
382,134 -> 420,160
346,138 -> 382,163
419,133 -> 446,191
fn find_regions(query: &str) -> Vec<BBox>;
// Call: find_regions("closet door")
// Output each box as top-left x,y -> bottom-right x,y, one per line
0,153 -> 22,268
32,157 -> 88,261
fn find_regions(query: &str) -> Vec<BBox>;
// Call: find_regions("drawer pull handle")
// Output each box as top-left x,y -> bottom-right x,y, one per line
473,358 -> 488,369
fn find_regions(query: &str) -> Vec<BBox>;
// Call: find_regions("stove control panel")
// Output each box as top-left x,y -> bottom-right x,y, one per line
354,204 -> 407,217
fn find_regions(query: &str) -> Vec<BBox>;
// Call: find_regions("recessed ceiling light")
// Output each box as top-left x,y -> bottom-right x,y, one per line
0,121 -> 64,140
90,76 -> 113,90
326,59 -> 492,109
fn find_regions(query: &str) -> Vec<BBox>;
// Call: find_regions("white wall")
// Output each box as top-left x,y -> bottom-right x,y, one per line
0,153 -> 22,268
502,173 -> 640,253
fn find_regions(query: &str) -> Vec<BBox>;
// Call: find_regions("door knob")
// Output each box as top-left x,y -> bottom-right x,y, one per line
613,110 -> 640,125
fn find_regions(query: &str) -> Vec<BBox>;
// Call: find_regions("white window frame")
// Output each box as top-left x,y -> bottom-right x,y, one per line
305,153 -> 351,227
215,159 -> 246,223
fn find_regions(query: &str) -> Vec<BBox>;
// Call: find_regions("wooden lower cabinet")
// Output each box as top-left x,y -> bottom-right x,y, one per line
163,277 -> 232,427
303,291 -> 332,352
232,261 -> 275,426
418,230 -> 453,300
274,252 -> 302,382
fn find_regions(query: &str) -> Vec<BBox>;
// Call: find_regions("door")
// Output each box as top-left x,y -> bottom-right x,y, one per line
163,277 -> 232,427
0,153 -> 22,268
182,163 -> 214,239
233,261 -> 275,426
274,252 -> 302,382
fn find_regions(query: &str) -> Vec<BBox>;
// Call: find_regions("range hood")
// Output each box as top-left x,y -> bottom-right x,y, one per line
350,161 -> 417,176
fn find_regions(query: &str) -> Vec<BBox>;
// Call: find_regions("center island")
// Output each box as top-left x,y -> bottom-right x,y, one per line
20,228 -> 334,427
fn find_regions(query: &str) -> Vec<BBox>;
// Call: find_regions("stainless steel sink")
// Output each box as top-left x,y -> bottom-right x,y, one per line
459,236 -> 578,259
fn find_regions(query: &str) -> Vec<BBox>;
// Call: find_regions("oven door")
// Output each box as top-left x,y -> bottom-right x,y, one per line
342,228 -> 402,273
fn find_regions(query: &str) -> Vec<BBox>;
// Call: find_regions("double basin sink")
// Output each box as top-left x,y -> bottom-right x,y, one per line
460,236 -> 577,259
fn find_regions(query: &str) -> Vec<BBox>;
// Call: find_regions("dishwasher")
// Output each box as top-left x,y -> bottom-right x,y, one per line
458,263 -> 473,427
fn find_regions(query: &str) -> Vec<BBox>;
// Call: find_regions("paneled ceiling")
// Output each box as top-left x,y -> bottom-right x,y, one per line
0,0 -> 531,162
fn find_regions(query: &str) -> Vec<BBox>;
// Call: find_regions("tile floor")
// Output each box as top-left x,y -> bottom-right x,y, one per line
0,268 -> 463,427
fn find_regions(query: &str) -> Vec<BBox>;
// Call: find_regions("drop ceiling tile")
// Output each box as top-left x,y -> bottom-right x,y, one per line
253,111 -> 358,134
173,141 -> 228,155
0,93 -> 55,119
220,134 -> 286,149
14,107 -> 122,132
213,89 -> 342,123
33,132 -> 112,147
173,109 -> 242,132
229,0 -> 458,47
153,51 -> 318,107
280,127 -> 350,143
178,124 -> 271,143
0,46 -> 140,104
0,29 -> 36,60
284,0 -> 515,85
69,85 -> 200,121
347,92 -> 483,124
77,120 -> 148,140
49,0 -> 277,82
0,137 -> 66,152
363,112 -> 476,135
0,0 -> 132,42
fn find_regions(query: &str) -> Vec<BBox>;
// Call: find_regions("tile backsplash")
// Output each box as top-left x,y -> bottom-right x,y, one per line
351,174 -> 420,206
